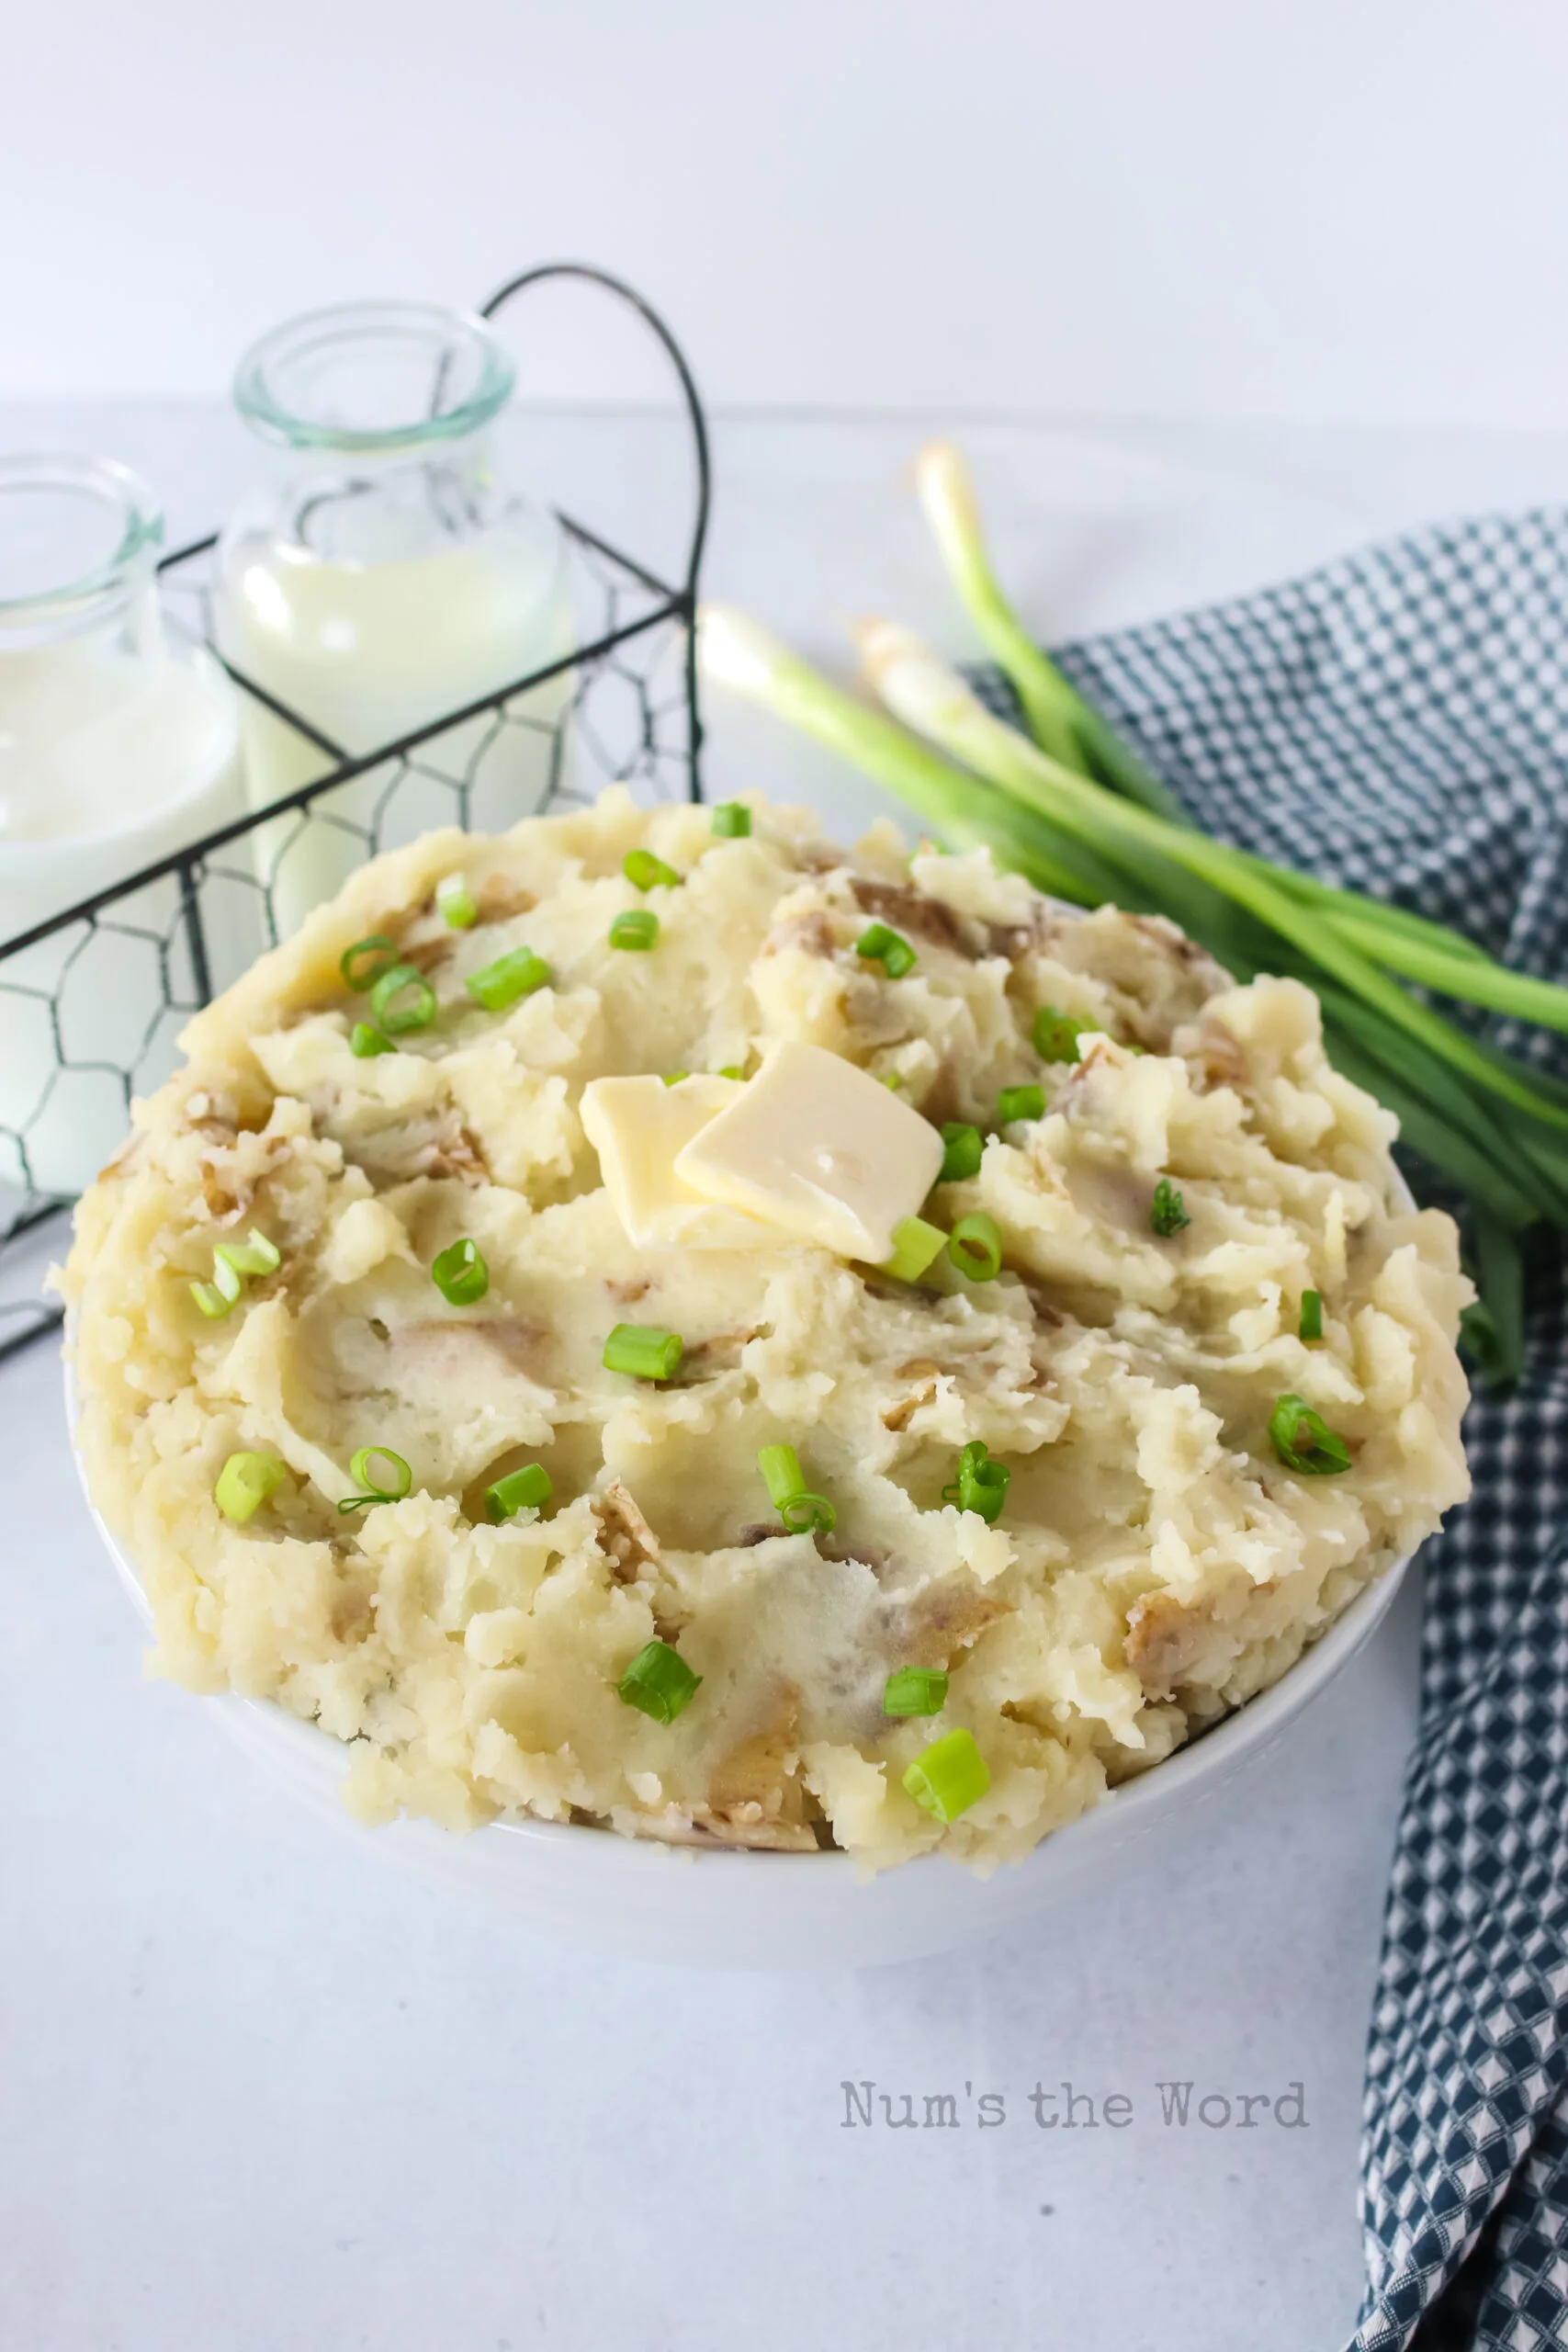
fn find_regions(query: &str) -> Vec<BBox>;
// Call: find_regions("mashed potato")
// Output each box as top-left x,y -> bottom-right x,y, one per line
61,787 -> 1472,1871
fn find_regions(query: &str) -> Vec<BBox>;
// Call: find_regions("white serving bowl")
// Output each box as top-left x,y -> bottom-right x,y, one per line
70,1359 -> 1411,1968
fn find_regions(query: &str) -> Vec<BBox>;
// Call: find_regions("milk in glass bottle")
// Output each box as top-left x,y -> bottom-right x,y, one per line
0,456 -> 247,1198
215,301 -> 574,937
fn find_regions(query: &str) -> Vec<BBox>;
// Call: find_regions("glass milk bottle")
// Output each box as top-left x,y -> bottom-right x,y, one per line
215,300 -> 574,938
0,456 -> 247,1201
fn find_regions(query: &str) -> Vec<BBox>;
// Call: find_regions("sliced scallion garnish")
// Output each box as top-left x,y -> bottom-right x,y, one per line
340,935 -> 400,992
1033,1005 -> 1085,1064
191,1228 -> 278,1318
883,1666 -> 949,1718
190,1251 -> 243,1318
350,1021 -> 395,1058
757,1442 -> 837,1534
997,1083 -> 1045,1125
616,1638 -> 702,1724
485,1463 -> 552,1523
1299,1288 -> 1324,1342
855,922 -> 917,978
879,1216 -> 947,1283
369,963 -> 437,1035
214,1452 -> 286,1523
466,947 -> 551,1012
214,1229 -> 280,1282
431,1238 -> 488,1307
948,1211 -> 1002,1281
941,1438 -> 1010,1523
901,1726 -> 989,1823
610,910 -> 660,951
1268,1394 -> 1351,1476
337,1444 -> 413,1514
624,849 -> 680,891
436,872 -> 478,929
1150,1178 -> 1190,1237
603,1323 -> 683,1381
938,1121 -> 983,1182
711,802 -> 750,837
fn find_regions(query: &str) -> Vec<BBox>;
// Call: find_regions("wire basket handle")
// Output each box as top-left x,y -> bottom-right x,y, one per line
479,262 -> 710,798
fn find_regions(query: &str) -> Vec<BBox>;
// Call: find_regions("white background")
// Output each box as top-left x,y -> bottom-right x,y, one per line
6,0 -> 1568,426
6,10 -> 1567,2350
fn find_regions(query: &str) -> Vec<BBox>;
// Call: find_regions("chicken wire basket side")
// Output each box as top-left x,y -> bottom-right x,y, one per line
0,263 -> 711,1360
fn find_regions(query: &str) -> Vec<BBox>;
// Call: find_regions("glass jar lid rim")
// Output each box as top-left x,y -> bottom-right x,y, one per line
0,453 -> 163,621
233,300 -> 517,453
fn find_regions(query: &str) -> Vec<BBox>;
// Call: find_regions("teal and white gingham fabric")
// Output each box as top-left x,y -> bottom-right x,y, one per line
991,512 -> 1568,2350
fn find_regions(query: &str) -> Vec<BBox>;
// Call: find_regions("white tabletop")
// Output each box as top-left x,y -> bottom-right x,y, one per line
7,403 -> 1564,2352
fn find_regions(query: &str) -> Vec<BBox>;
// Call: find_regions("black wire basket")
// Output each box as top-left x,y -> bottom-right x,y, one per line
0,263 -> 710,1361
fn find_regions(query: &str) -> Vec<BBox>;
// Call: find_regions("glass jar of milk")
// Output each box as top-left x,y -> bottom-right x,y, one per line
216,300 -> 574,937
0,455 -> 246,1200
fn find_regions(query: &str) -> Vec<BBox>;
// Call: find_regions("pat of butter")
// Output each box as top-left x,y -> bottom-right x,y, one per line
581,1074 -> 776,1250
672,1038 -> 944,1261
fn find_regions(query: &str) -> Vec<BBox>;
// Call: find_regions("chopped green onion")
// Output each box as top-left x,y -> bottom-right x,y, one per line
369,963 -> 437,1035
466,947 -> 551,1012
938,1121 -> 984,1182
214,1451 -> 285,1523
1150,1178 -> 1190,1237
431,1237 -> 489,1307
1268,1394 -> 1351,1476
884,1666 -> 949,1717
617,1638 -> 703,1724
759,1442 -> 807,1508
350,1022 -> 395,1058
662,1071 -> 689,1087
211,1256 -> 245,1306
941,1438 -> 1010,1523
948,1212 -> 1002,1281
757,1441 -> 837,1533
711,802 -> 751,837
191,1251 -> 243,1318
610,909 -> 660,951
340,935 -> 400,992
1033,1004 -> 1085,1064
435,872 -> 478,929
485,1463 -> 552,1522
717,1064 -> 746,1081
855,922 -> 917,978
781,1491 -> 837,1533
997,1083 -> 1044,1125
1299,1288 -> 1324,1342
902,1726 -> 989,1823
336,1443 -> 413,1514
193,1227 -> 279,1317
214,1228 -> 280,1282
879,1216 -> 947,1283
879,1071 -> 901,1090
350,1444 -> 412,1496
604,1323 -> 683,1381
624,849 -> 680,891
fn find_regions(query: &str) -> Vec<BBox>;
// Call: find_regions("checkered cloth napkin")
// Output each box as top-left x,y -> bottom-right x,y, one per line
1014,514 -> 1568,2349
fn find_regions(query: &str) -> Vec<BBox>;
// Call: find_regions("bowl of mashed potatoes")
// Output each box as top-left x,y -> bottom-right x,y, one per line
62,786 -> 1471,1963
